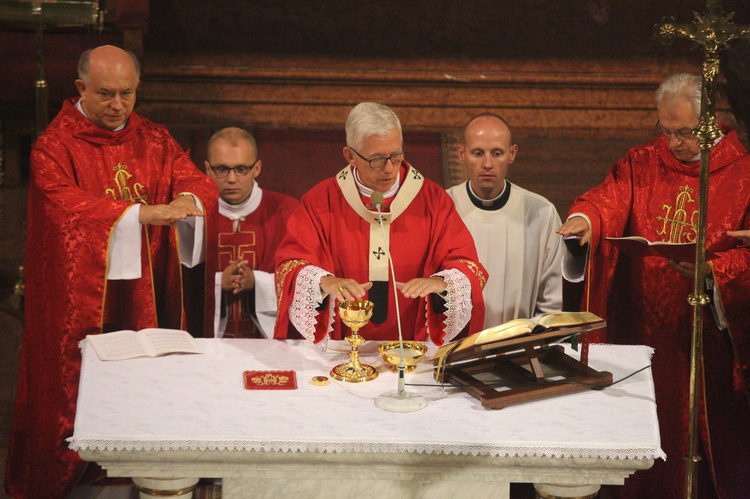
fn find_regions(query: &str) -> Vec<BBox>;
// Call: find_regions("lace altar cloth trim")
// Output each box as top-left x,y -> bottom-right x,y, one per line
69,439 -> 658,460
70,341 -> 664,461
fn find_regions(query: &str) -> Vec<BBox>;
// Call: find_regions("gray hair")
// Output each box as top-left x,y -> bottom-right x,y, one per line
655,73 -> 702,119
345,102 -> 402,150
207,127 -> 258,158
77,48 -> 141,84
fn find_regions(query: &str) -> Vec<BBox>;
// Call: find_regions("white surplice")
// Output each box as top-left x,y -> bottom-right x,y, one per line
447,181 -> 564,329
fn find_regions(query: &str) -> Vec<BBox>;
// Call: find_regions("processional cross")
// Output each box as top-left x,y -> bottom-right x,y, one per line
653,2 -> 750,497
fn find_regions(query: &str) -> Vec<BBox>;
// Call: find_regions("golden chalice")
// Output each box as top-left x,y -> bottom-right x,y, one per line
330,299 -> 378,383
378,341 -> 428,372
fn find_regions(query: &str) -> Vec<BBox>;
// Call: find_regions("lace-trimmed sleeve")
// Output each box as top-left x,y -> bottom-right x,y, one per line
433,268 -> 473,342
289,265 -> 335,341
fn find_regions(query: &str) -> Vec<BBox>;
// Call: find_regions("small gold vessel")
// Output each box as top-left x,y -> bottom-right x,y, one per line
378,341 -> 428,372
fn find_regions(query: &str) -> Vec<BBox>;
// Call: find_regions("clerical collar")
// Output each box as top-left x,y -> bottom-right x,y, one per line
684,134 -> 724,163
466,181 -> 511,211
218,182 -> 262,232
75,99 -> 128,131
352,166 -> 401,200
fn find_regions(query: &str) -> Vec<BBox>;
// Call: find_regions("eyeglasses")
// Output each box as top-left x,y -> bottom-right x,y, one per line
350,147 -> 406,169
655,122 -> 695,142
208,160 -> 258,178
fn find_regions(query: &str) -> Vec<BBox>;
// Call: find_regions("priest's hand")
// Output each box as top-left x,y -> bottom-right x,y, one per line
727,229 -> 750,245
669,260 -> 713,280
556,216 -> 592,245
168,194 -> 205,217
139,203 -> 199,225
222,259 -> 252,294
320,276 -> 373,302
236,263 -> 255,292
397,277 -> 446,299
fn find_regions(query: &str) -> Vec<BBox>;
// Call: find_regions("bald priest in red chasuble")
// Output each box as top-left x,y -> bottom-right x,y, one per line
274,102 -> 487,345
5,45 -> 217,499
557,73 -> 750,499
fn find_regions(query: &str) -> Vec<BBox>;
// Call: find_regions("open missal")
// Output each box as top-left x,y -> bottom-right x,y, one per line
433,311 -> 609,409
87,328 -> 202,361
435,311 -> 605,368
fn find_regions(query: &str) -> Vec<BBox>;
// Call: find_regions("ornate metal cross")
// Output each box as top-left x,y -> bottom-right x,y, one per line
653,2 -> 750,497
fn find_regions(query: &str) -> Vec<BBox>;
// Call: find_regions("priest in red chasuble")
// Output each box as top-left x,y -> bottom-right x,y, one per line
557,73 -> 750,499
5,46 -> 217,499
201,127 -> 298,338
274,102 -> 487,345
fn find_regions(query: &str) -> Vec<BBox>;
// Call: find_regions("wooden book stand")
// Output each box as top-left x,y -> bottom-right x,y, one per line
434,324 -> 612,410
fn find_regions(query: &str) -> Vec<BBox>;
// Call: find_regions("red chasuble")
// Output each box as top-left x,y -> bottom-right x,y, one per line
5,98 -> 217,499
203,190 -> 298,337
274,163 -> 487,345
570,128 -> 750,499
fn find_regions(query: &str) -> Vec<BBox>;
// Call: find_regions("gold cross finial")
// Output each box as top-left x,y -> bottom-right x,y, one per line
653,1 -> 750,150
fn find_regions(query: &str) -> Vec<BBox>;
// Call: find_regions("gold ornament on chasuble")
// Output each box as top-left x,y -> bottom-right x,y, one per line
656,184 -> 698,243
218,224 -> 257,270
457,259 -> 487,289
217,223 -> 261,337
105,163 -> 148,204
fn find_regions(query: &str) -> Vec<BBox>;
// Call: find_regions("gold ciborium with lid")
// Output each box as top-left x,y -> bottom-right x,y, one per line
330,299 -> 378,383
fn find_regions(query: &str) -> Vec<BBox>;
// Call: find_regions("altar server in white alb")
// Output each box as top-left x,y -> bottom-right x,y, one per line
446,113 -> 564,328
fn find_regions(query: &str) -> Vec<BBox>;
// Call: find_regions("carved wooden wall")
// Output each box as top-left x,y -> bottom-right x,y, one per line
2,0 -> 748,216
136,0 -> 748,214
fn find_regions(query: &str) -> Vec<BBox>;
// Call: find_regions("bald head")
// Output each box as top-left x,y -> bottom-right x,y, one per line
457,113 -> 518,200
78,45 -> 140,85
207,127 -> 258,158
75,45 -> 140,130
461,113 -> 513,145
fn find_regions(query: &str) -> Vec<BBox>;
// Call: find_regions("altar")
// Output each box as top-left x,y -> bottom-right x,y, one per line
69,339 -> 664,499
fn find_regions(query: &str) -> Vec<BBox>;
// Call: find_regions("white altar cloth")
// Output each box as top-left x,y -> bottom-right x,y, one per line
69,339 -> 664,462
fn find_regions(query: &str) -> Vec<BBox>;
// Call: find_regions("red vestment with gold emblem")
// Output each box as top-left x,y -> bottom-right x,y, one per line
274,163 -> 487,345
5,98 -> 217,499
203,190 -> 298,337
569,128 -> 750,499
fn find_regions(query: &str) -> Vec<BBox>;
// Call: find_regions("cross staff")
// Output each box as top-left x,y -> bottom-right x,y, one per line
654,2 -> 750,497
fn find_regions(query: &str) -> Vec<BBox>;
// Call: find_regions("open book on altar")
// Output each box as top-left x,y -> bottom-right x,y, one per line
434,311 -> 606,366
433,311 -> 610,409
605,236 -> 715,262
87,328 -> 202,361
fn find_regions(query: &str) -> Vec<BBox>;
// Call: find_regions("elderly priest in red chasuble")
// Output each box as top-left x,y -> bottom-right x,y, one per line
5,46 -> 217,499
558,73 -> 750,499
274,102 -> 487,345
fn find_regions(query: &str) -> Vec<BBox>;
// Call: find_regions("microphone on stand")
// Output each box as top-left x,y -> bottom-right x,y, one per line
370,191 -> 427,412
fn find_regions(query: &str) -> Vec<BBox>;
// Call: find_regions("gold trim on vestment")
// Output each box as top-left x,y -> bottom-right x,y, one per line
276,258 -> 310,309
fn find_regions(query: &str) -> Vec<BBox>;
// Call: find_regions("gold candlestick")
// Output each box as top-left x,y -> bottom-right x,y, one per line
330,299 -> 378,383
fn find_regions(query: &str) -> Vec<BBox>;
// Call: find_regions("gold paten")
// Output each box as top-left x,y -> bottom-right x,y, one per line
330,299 -> 378,383
378,341 -> 428,372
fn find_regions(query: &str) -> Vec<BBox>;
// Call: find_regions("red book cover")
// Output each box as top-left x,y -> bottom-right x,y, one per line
243,370 -> 298,390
